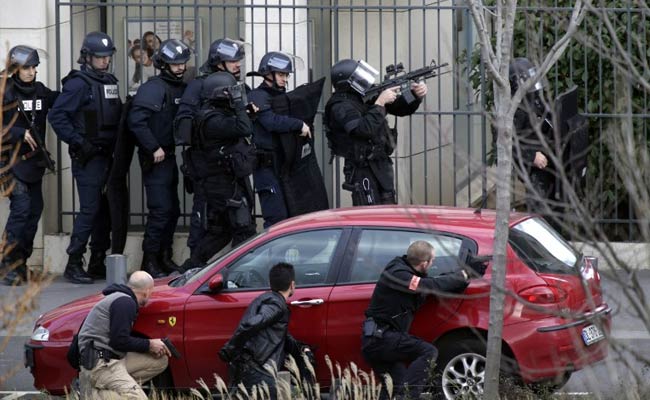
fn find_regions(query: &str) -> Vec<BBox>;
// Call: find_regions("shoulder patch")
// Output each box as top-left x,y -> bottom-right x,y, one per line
409,275 -> 421,291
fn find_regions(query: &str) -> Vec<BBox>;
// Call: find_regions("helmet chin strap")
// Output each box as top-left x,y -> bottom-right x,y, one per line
264,72 -> 284,91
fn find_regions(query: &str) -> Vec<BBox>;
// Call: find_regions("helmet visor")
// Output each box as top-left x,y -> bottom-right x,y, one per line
160,40 -> 193,64
217,39 -> 250,61
9,47 -> 47,67
267,52 -> 304,73
525,67 -> 543,92
348,60 -> 379,95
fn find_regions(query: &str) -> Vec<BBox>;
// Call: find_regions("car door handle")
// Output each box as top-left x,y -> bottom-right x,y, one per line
290,299 -> 325,306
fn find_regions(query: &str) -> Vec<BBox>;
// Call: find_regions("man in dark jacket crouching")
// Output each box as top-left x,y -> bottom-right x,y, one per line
219,262 -> 313,399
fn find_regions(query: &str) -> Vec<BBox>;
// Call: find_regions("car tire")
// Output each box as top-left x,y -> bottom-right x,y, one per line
432,338 -> 519,400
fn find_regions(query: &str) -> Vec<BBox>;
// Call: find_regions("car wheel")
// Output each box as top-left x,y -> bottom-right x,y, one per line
437,339 -> 486,399
434,338 -> 519,400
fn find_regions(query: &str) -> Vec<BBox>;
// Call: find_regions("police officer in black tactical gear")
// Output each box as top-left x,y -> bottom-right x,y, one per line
247,51 -> 311,228
183,71 -> 256,266
324,59 -> 427,206
362,241 -> 472,400
174,38 -> 248,268
509,57 -> 555,213
49,32 -> 122,284
128,39 -> 191,278
1,46 -> 58,285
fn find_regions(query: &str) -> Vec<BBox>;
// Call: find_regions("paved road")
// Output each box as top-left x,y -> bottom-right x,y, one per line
2,271 -> 650,399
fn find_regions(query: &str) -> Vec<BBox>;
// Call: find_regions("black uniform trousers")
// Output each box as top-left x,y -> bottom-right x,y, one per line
4,178 -> 43,261
67,156 -> 111,256
344,158 -> 397,206
187,184 -> 206,253
253,166 -> 288,228
141,155 -> 180,253
191,172 -> 255,265
362,329 -> 437,400
525,167 -> 557,214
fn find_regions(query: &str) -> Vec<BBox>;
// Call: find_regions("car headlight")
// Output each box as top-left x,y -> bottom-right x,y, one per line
31,326 -> 49,341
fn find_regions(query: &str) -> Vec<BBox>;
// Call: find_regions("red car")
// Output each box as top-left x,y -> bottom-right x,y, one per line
25,206 -> 610,398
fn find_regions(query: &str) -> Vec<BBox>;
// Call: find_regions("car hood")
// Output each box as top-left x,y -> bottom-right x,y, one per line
33,281 -> 181,342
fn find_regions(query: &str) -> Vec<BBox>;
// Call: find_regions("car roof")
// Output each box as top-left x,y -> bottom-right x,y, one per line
267,205 -> 531,235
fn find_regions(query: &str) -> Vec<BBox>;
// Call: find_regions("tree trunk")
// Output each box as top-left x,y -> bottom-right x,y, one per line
483,89 -> 515,399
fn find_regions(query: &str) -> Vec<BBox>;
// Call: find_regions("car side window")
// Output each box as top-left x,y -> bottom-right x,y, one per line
224,229 -> 342,290
348,230 -> 464,283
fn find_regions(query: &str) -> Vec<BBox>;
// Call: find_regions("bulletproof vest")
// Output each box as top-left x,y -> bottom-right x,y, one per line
325,91 -> 389,159
143,76 -> 185,149
2,78 -> 50,152
77,292 -> 131,358
324,92 -> 359,158
73,70 -> 122,145
3,77 -> 52,182
192,105 -> 238,150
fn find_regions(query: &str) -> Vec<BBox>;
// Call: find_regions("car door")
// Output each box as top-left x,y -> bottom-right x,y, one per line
182,228 -> 348,387
326,228 -> 476,370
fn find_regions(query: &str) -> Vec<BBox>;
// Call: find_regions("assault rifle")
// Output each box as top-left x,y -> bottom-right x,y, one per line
362,60 -> 449,105
15,101 -> 56,173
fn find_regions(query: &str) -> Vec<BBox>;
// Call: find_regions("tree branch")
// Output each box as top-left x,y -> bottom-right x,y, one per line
508,0 -> 591,116
467,0 -> 508,88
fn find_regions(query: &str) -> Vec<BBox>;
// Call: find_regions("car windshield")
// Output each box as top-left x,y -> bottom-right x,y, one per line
169,232 -> 268,287
509,217 -> 578,274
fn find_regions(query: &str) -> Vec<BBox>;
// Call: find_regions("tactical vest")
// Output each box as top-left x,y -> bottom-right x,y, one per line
77,292 -> 131,358
325,92 -> 395,161
2,78 -> 52,182
74,72 -> 122,145
2,78 -> 49,151
324,92 -> 361,159
143,76 -> 185,149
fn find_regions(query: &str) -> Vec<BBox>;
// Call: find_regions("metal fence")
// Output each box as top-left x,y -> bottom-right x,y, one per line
53,0 -> 645,241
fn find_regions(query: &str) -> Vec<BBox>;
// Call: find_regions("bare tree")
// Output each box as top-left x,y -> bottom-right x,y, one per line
465,1 -> 592,397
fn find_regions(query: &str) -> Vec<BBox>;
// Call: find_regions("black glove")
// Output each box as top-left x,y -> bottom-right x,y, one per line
465,255 -> 491,277
72,140 -> 100,166
218,345 -> 235,363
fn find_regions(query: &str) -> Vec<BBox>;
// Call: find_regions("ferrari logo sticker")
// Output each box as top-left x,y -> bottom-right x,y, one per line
168,316 -> 177,327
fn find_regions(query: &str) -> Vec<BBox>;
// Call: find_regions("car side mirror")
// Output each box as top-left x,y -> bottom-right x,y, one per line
208,273 -> 225,292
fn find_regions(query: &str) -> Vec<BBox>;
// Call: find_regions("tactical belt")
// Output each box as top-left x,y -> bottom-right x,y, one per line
94,347 -> 122,362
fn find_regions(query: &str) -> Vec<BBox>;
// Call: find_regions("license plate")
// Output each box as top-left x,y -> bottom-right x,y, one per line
581,324 -> 605,346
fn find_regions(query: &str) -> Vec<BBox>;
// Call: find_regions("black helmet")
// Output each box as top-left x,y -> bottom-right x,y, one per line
331,59 -> 378,95
201,71 -> 238,101
251,51 -> 297,76
8,46 -> 40,73
200,38 -> 247,73
77,31 -> 116,64
152,39 -> 192,69
509,57 -> 543,95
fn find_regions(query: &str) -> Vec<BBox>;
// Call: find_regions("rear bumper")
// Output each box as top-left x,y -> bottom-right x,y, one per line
505,304 -> 611,382
536,306 -> 612,332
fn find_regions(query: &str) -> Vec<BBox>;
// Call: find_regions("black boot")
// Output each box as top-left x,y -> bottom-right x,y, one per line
87,251 -> 106,280
141,252 -> 167,279
64,253 -> 94,284
159,248 -> 181,274
1,252 -> 27,286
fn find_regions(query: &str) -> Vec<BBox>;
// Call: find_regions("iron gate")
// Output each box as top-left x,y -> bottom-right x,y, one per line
52,0 -> 646,241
